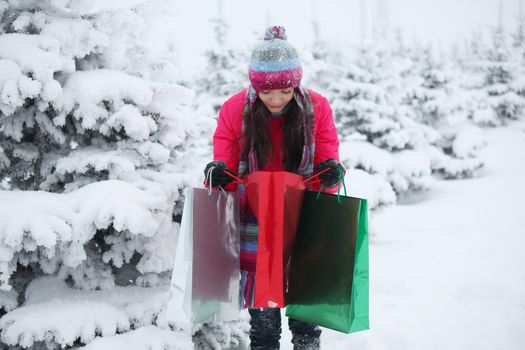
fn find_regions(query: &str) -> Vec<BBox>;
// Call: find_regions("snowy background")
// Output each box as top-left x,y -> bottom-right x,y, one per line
0,0 -> 524,349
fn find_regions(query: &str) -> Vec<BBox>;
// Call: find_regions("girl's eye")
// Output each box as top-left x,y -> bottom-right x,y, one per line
282,89 -> 292,94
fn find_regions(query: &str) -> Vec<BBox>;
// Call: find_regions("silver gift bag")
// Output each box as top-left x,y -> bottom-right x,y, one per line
166,187 -> 241,324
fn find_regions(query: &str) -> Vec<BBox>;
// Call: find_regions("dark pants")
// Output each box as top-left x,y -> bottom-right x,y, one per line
249,308 -> 321,350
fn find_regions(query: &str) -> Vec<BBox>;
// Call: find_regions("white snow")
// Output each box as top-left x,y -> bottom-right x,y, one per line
1,2 -> 525,349
280,122 -> 525,349
388,149 -> 433,193
0,114 -> 522,350
344,168 -> 396,210
450,124 -> 486,158
0,289 -> 18,312
106,104 -> 155,141
0,33 -> 75,82
85,0 -> 154,15
55,69 -> 154,128
79,325 -> 192,350
2,299 -> 130,347
339,139 -> 435,199
0,59 -> 23,84
0,276 -> 174,348
40,17 -> 109,58
0,179 -> 172,290
0,58 -> 42,115
472,107 -> 497,125
340,140 -> 394,176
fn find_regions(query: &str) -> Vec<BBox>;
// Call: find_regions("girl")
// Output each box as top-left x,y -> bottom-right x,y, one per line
203,25 -> 344,350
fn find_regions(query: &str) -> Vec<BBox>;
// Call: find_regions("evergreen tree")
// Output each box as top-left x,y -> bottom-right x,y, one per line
511,3 -> 525,64
465,21 -> 525,125
486,24 -> 525,122
0,2 -> 208,347
399,43 -> 484,180
328,38 -> 438,196
404,45 -> 459,127
510,7 -> 525,105
301,0 -> 341,94
195,2 -> 248,117
330,34 -> 484,199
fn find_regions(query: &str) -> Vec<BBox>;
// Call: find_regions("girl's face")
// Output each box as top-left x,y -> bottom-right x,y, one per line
257,88 -> 294,113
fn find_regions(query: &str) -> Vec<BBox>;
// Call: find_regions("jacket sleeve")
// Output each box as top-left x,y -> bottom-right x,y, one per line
313,95 -> 342,194
211,100 -> 241,191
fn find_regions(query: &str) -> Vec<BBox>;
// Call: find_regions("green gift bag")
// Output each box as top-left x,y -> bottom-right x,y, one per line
285,189 -> 369,333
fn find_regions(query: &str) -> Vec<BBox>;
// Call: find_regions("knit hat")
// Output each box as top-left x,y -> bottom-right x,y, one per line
248,26 -> 302,91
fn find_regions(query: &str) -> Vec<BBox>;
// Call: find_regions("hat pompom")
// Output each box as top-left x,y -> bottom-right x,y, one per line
264,25 -> 287,41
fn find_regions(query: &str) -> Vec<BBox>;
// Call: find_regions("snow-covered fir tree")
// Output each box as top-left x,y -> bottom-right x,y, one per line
0,0 -> 213,348
299,0 -> 340,95
464,19 -> 525,126
486,24 -> 525,122
403,45 -> 463,127
194,0 -> 248,117
457,28 -> 495,125
329,32 -> 486,204
328,37 -> 439,201
1,1 -> 521,348
510,7 -> 525,112
400,44 -> 484,179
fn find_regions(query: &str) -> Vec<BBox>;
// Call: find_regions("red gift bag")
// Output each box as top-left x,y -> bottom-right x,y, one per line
244,171 -> 305,308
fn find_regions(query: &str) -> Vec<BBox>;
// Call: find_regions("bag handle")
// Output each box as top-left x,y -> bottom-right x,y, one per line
302,167 -> 331,184
223,170 -> 246,185
213,167 -> 347,200
314,167 -> 347,204
205,168 -> 246,196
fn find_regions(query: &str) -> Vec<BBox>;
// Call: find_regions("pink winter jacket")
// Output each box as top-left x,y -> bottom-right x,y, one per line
212,88 -> 341,193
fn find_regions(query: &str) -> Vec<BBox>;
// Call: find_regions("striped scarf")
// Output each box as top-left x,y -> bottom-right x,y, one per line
238,85 -> 315,308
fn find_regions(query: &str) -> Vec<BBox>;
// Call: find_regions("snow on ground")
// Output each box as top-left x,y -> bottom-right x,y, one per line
280,122 -> 525,349
78,325 -> 192,350
2,122 -> 523,349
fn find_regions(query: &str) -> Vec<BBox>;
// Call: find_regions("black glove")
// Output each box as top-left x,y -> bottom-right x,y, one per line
314,158 -> 345,187
204,160 -> 234,188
